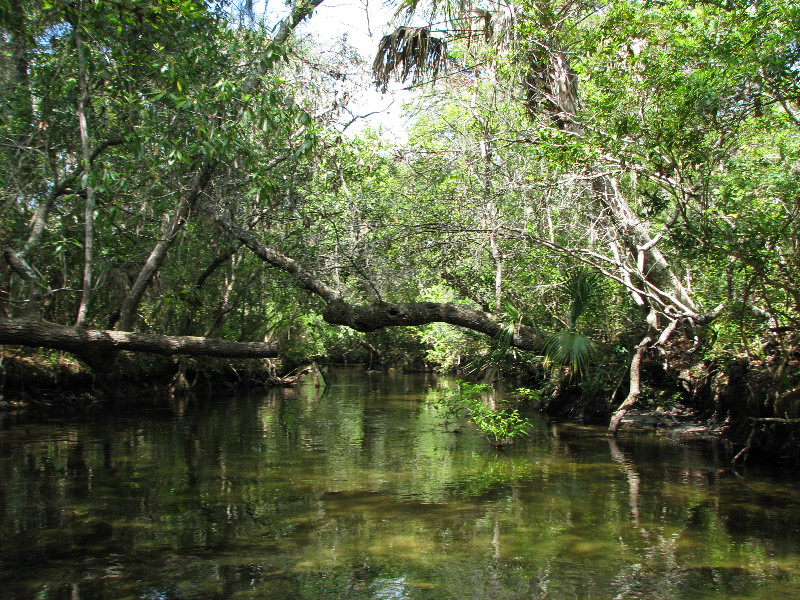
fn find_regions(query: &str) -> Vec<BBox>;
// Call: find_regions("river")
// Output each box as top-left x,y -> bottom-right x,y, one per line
0,369 -> 799,599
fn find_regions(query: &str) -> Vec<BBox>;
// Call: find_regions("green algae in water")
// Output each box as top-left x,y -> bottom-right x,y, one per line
1,371 -> 799,599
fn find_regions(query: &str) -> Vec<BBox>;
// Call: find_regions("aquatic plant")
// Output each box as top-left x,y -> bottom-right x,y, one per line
435,380 -> 532,447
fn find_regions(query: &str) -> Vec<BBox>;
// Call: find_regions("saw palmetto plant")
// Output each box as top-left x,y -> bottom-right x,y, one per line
542,270 -> 597,378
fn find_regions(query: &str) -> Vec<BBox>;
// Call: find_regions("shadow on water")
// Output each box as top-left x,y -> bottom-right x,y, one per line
0,369 -> 799,599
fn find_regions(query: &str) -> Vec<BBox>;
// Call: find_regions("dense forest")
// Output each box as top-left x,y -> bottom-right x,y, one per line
2,0 -> 800,462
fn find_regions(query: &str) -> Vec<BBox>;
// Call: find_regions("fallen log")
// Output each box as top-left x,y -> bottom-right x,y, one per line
268,364 -> 313,386
0,318 -> 278,361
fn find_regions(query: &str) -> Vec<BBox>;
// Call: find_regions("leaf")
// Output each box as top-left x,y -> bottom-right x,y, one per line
373,27 -> 448,93
542,331 -> 595,378
565,269 -> 598,331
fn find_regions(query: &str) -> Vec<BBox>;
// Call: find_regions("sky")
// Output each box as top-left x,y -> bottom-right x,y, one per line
261,0 -> 414,138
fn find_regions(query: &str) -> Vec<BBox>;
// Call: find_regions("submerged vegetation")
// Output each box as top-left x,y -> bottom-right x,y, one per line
2,0 -> 800,463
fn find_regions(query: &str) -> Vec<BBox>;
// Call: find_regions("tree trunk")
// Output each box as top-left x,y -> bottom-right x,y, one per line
607,333 -> 653,436
5,139 -> 123,320
522,32 -> 696,316
0,318 -> 277,363
116,159 -> 217,331
3,249 -> 43,317
73,17 -> 94,327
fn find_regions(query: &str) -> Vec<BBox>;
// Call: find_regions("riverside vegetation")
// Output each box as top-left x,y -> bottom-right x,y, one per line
2,0 -> 800,464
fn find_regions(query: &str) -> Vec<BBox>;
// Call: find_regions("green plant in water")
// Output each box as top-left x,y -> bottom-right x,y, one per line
435,380 -> 532,447
468,403 -> 532,448
514,386 -> 545,409
433,380 -> 487,430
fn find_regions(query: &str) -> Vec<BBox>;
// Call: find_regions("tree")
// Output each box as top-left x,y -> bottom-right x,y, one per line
366,0 -> 800,432
4,0 -> 800,461
1,0 -> 325,361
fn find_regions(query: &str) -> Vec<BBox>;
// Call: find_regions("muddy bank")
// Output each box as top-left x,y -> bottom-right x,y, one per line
0,347 -> 303,412
538,346 -> 800,468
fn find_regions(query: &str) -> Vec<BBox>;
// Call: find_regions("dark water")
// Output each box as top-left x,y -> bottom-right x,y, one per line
1,370 -> 799,599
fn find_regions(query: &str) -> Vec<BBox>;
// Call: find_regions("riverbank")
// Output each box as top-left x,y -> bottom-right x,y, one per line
0,347 -> 297,411
615,408 -> 725,438
2,348 -> 797,468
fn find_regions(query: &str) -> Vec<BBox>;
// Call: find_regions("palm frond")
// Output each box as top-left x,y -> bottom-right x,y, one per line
565,269 -> 598,330
373,27 -> 447,93
542,330 -> 595,378
464,322 -> 515,381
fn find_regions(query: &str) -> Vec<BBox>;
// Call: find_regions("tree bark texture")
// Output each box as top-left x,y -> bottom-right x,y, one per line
73,17 -> 94,327
322,299 -> 544,349
0,318 -> 277,360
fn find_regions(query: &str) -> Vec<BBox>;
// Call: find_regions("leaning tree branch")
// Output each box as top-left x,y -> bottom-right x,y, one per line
320,297 -> 544,350
208,206 -> 546,351
0,318 -> 277,359
273,0 -> 326,43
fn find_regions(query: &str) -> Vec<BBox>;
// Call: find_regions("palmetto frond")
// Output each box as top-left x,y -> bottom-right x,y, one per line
373,27 -> 447,93
542,330 -> 595,378
464,321 -> 515,382
565,269 -> 598,330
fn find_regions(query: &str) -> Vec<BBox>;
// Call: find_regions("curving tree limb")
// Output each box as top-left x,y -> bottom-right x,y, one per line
208,204 -> 545,351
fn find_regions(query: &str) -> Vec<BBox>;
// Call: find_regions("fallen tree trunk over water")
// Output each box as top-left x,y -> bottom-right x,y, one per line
210,206 -> 546,351
0,318 -> 278,362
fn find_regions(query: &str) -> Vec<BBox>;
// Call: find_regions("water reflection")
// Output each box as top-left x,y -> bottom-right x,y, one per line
0,370 -> 799,599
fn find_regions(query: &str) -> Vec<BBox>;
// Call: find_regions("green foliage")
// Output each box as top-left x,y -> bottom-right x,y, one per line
464,322 -> 515,382
469,402 -> 533,448
564,270 -> 598,331
0,0 -> 337,345
542,330 -> 595,378
513,386 -> 544,408
542,270 -> 598,378
434,380 -> 532,447
431,381 -> 473,430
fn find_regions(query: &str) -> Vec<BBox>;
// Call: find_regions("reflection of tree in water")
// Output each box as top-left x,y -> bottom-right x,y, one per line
609,437 -> 643,529
605,438 -> 776,600
2,375 -> 800,599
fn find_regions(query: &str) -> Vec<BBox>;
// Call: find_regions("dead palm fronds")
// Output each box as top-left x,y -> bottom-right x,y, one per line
373,27 -> 447,93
